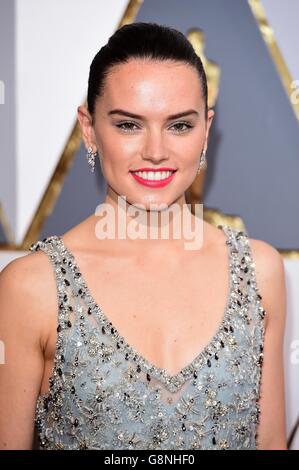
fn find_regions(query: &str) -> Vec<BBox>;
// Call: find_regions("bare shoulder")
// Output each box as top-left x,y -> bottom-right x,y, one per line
248,237 -> 286,288
0,248 -> 55,301
249,237 -> 285,270
0,249 -> 58,347
247,237 -> 287,327
0,251 -> 58,449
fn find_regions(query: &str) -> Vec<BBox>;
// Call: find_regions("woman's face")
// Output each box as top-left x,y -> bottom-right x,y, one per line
78,58 -> 214,210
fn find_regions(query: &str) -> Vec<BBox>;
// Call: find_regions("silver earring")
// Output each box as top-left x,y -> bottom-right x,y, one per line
86,146 -> 97,173
197,149 -> 207,174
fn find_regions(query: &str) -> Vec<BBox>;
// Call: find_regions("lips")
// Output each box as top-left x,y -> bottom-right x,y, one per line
130,168 -> 177,172
130,169 -> 177,188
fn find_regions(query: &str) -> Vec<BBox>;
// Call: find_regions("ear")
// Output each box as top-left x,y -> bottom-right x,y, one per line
77,105 -> 97,150
204,108 -> 215,149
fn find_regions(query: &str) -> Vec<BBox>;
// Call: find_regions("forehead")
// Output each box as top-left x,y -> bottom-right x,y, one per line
101,59 -> 203,111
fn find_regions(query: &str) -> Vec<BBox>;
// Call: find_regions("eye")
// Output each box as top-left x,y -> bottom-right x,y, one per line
115,121 -> 139,132
170,122 -> 194,133
115,120 -> 194,133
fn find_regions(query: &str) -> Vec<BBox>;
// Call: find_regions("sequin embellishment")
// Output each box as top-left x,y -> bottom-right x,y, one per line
29,225 -> 266,450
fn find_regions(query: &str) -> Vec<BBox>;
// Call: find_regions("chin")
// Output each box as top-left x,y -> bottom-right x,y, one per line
119,188 -> 183,212
130,199 -> 170,212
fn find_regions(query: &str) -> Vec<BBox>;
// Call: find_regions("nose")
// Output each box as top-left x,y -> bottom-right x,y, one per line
142,128 -> 169,164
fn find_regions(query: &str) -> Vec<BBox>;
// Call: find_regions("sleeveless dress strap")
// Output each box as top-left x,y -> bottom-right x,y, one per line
219,226 -> 266,444
29,236 -> 78,403
218,225 -> 266,359
29,236 -> 75,331
232,227 -> 266,339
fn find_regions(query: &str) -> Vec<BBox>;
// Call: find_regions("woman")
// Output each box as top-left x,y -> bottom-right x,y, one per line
0,22 -> 287,450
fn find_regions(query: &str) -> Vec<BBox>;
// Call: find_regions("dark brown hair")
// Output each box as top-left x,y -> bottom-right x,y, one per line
87,22 -> 208,123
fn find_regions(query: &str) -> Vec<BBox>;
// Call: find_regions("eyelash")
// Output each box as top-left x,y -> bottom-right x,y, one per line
115,121 -> 194,133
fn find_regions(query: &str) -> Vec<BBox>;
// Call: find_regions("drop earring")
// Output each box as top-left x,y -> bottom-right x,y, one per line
197,149 -> 207,174
86,146 -> 97,173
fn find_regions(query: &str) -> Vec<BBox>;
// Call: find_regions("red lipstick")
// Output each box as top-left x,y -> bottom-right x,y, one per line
130,168 -> 177,188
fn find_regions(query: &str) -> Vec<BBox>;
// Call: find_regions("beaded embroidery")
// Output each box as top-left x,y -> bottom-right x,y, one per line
29,225 -> 266,450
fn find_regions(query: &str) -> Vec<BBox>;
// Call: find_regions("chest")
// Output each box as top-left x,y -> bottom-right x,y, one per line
64,249 -> 231,374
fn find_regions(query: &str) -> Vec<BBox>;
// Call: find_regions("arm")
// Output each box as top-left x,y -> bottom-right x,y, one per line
0,254 -> 48,449
250,239 -> 288,450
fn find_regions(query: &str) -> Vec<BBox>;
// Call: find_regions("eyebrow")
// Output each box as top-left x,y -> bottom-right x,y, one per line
107,108 -> 199,120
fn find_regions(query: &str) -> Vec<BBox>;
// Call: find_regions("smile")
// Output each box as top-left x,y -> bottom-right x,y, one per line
130,169 -> 177,188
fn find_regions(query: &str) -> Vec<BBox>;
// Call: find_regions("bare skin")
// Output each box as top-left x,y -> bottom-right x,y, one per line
0,59 -> 287,449
40,217 -> 232,389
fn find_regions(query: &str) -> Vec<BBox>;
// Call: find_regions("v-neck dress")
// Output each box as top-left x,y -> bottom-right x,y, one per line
29,224 -> 266,450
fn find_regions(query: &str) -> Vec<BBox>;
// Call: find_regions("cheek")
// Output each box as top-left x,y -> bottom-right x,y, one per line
104,145 -> 136,171
99,143 -> 132,173
176,137 -> 203,165
100,129 -> 138,158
